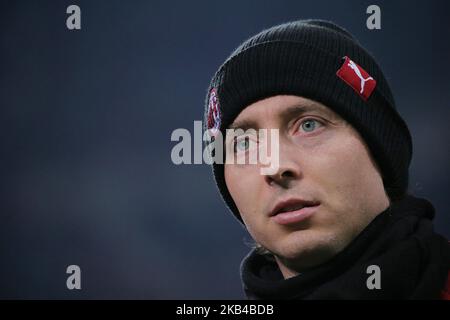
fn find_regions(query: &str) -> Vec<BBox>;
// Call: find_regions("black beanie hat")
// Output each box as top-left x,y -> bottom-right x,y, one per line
204,19 -> 413,224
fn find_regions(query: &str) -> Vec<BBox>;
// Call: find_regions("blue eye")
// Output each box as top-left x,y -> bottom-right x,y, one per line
235,138 -> 248,151
234,137 -> 250,153
301,119 -> 319,132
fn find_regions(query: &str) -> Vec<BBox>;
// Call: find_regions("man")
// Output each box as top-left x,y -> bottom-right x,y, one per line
204,20 -> 450,299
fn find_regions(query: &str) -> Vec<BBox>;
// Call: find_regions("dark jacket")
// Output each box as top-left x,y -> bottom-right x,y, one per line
241,195 -> 450,299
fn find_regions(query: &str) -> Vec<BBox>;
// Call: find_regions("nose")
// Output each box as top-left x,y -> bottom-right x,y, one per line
264,141 -> 302,188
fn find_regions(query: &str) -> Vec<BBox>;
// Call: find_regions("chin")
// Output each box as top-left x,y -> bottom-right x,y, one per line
272,229 -> 340,266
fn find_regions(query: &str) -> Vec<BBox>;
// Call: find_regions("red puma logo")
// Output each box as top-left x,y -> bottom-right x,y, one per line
336,56 -> 377,100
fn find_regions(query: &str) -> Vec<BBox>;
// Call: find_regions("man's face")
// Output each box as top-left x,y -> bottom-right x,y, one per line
224,95 -> 389,274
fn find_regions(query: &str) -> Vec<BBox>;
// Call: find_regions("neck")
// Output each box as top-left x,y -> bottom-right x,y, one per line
274,256 -> 301,279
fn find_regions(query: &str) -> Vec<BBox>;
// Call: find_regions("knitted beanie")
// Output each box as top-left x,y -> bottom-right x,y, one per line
204,19 -> 412,224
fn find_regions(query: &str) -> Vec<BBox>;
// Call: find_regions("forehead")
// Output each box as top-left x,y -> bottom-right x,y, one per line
229,95 -> 339,129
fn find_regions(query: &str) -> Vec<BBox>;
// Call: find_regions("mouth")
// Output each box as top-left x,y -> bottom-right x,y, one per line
270,198 -> 320,225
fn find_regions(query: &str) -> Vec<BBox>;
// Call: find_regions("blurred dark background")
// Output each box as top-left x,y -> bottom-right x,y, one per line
0,0 -> 449,299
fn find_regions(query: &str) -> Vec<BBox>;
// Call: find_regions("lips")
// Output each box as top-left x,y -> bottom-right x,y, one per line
270,198 -> 320,225
270,199 -> 320,217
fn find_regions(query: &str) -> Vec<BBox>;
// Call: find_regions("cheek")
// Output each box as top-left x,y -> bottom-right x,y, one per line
309,132 -> 381,212
225,165 -> 278,246
224,164 -> 262,223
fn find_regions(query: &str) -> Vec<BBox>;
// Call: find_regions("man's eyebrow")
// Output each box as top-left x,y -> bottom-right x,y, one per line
228,119 -> 260,131
279,103 -> 326,122
228,103 -> 327,130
